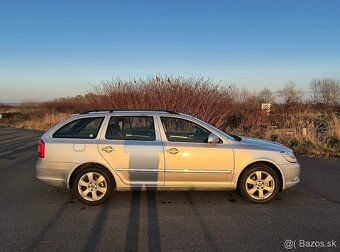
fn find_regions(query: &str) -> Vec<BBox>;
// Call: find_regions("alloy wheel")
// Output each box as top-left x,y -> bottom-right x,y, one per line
245,170 -> 275,200
77,172 -> 108,201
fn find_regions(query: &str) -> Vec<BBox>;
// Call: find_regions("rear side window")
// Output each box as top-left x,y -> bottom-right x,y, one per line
105,116 -> 156,141
53,117 -> 104,139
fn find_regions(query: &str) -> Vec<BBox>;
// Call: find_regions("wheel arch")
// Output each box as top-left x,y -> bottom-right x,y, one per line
68,162 -> 116,189
237,161 -> 284,191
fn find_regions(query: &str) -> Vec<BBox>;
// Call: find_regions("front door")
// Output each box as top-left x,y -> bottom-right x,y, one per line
160,116 -> 234,188
98,115 -> 164,188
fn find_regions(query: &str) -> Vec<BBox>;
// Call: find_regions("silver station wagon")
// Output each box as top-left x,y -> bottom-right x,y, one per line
36,110 -> 300,205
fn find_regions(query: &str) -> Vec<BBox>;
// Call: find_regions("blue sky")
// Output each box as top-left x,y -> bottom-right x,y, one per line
1,0 -> 340,102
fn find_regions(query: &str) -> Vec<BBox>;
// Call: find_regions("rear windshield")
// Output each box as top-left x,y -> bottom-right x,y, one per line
53,117 -> 104,139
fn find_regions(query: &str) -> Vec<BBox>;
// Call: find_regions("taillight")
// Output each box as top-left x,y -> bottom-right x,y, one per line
38,139 -> 45,158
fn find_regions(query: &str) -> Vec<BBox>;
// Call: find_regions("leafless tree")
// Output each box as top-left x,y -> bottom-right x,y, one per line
258,88 -> 275,103
309,79 -> 320,104
319,79 -> 339,105
309,79 -> 340,105
278,82 -> 303,104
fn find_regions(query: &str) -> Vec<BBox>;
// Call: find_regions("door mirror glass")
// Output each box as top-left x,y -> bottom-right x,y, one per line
208,133 -> 220,144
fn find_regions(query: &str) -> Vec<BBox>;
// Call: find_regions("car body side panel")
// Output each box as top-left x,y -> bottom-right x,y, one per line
36,159 -> 75,188
230,146 -> 300,190
38,115 -> 128,189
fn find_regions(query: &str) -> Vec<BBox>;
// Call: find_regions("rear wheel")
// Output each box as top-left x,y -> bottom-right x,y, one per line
73,167 -> 113,205
239,164 -> 280,203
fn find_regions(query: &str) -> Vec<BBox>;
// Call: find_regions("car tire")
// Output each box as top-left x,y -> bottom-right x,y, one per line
239,164 -> 280,203
73,166 -> 113,205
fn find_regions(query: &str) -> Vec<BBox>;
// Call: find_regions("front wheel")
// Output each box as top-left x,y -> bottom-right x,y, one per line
73,167 -> 113,205
239,164 -> 280,203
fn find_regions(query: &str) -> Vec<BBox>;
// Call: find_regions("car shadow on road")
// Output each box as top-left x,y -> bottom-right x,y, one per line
27,196 -> 73,251
124,190 -> 141,252
124,144 -> 162,252
83,203 -> 111,251
184,191 -> 220,252
124,189 -> 161,252
146,189 -> 161,251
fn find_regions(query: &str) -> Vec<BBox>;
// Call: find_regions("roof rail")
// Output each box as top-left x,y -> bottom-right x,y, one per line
79,109 -> 179,115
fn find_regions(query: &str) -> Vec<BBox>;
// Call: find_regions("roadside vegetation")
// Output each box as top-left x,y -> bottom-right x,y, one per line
1,76 -> 339,158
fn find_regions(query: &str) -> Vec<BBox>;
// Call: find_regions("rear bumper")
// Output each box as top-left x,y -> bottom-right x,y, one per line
35,159 -> 77,188
280,161 -> 301,190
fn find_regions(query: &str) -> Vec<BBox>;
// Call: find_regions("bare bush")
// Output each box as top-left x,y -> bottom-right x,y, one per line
88,77 -> 271,130
278,82 -> 304,104
309,80 -> 320,104
310,78 -> 340,105
258,88 -> 275,103
0,103 -> 14,112
1,75 -> 339,158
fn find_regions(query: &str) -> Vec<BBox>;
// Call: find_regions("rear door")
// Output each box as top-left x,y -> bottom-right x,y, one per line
98,115 -> 165,188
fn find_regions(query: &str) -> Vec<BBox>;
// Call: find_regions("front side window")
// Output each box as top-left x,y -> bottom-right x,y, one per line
105,116 -> 156,141
53,117 -> 104,139
161,117 -> 211,143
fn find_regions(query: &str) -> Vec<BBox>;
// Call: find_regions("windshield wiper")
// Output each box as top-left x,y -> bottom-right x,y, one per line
228,134 -> 242,142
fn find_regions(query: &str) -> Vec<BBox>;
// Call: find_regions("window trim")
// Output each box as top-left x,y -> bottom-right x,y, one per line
52,117 -> 104,139
105,116 -> 156,141
160,116 -> 213,143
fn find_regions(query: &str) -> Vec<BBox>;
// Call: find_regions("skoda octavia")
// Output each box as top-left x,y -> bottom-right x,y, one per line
36,110 -> 300,205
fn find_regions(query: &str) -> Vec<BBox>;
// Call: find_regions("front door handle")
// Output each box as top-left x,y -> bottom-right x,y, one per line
101,146 -> 114,153
167,148 -> 179,154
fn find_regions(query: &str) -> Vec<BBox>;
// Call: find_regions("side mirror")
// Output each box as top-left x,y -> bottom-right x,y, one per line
208,133 -> 220,144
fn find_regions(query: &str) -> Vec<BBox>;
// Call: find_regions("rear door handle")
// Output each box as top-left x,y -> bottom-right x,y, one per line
101,146 -> 114,153
167,148 -> 179,154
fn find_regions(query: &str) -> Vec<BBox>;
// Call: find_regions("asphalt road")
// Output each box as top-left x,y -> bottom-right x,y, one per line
0,126 -> 339,252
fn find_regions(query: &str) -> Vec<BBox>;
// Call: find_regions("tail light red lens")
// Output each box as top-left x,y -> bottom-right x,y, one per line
38,139 -> 45,158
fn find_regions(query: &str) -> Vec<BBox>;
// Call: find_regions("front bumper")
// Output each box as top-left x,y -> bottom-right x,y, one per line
280,161 -> 301,190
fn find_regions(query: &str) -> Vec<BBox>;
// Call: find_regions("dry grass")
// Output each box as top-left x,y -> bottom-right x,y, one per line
1,76 -> 339,158
13,113 -> 70,130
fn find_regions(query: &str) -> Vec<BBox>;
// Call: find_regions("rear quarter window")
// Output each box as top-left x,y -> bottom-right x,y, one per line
53,117 -> 104,139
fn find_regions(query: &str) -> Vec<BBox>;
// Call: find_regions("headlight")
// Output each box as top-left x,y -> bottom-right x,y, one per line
281,151 -> 297,163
